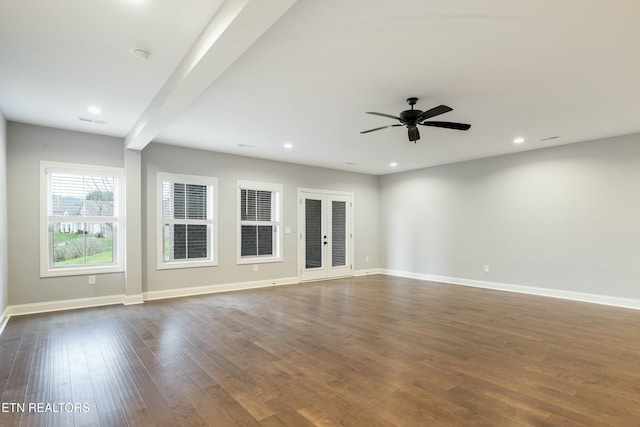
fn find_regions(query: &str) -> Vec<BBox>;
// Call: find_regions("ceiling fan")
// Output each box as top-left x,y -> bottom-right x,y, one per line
360,97 -> 471,142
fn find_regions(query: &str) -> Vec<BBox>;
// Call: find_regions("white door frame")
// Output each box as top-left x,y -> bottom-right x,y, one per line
297,188 -> 354,282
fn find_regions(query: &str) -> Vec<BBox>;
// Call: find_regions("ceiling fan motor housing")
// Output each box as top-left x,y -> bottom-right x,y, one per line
399,109 -> 421,125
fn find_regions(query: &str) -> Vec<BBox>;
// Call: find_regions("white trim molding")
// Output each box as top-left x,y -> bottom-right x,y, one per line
236,180 -> 283,265
0,276 -> 301,329
297,188 -> 355,282
7,294 -> 127,317
123,294 -> 144,305
0,308 -> 9,336
40,161 -> 125,278
143,276 -> 299,301
157,172 -> 219,270
381,269 -> 640,311
354,268 -> 383,277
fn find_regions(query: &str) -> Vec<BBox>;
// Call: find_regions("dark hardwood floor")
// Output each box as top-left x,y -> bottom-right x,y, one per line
1,275 -> 640,426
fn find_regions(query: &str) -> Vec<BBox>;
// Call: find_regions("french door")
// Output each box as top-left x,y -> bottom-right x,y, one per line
298,189 -> 353,281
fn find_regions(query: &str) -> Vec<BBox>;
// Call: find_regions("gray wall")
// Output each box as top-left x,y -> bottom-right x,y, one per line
0,111 -> 7,314
7,123 -> 125,305
380,133 -> 640,300
5,123 -> 379,306
142,143 -> 380,293
10,120 -> 637,306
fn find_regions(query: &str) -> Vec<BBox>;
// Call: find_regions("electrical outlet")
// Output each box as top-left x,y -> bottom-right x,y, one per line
253,264 -> 258,272
483,265 -> 489,273
88,275 -> 96,285
365,256 -> 370,262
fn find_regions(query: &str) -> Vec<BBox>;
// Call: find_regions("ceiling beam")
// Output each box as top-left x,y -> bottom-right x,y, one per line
125,0 -> 297,150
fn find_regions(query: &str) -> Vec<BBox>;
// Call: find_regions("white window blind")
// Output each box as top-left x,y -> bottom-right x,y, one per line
40,162 -> 123,276
158,173 -> 217,268
237,181 -> 282,263
332,200 -> 347,267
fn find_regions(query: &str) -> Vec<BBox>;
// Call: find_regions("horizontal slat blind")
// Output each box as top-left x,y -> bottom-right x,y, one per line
49,172 -> 115,217
239,185 -> 280,259
305,198 -> 322,269
332,200 -> 347,267
162,182 -> 207,220
45,167 -> 119,270
161,177 -> 213,262
241,189 -> 273,221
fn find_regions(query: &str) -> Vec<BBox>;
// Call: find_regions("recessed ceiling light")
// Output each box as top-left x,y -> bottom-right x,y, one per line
390,162 -> 398,167
513,137 -> 525,144
283,143 -> 293,149
87,105 -> 102,115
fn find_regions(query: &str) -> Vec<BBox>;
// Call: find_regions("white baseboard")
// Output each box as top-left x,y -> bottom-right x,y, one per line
8,294 -> 127,317
142,276 -> 300,301
0,307 -> 9,336
123,294 -> 144,305
0,276 -> 301,334
354,268 -> 383,277
381,269 -> 640,310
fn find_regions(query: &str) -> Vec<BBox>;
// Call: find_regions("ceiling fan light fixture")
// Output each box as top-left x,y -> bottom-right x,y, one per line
361,97 -> 470,142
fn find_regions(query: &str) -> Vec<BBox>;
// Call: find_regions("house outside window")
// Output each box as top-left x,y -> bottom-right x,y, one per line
40,161 -> 124,277
237,180 -> 282,264
158,173 -> 217,269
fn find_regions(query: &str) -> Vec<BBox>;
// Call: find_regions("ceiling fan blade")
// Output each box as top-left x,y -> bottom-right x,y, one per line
360,125 -> 391,134
416,105 -> 453,122
420,121 -> 471,131
366,112 -> 404,122
408,126 -> 420,142
360,124 -> 403,134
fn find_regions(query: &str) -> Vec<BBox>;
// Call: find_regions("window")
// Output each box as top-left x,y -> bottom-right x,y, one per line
158,173 -> 217,269
237,180 -> 282,264
40,161 -> 124,277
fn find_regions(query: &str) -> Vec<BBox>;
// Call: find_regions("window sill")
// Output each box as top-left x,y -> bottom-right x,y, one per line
40,266 -> 124,278
157,260 -> 218,270
237,256 -> 282,265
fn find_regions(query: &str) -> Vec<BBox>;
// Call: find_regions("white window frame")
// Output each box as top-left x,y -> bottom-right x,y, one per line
237,180 -> 283,264
40,161 -> 124,277
157,173 -> 218,270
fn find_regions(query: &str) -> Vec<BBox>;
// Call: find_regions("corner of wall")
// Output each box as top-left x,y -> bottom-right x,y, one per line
0,110 -> 8,321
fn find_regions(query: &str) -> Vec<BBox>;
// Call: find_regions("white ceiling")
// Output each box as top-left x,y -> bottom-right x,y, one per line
1,0 -> 639,175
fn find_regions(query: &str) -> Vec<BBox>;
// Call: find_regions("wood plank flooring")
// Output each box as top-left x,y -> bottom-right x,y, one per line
1,275 -> 640,426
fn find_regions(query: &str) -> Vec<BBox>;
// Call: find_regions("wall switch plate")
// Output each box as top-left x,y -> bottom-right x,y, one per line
365,256 -> 370,262
253,265 -> 258,272
483,265 -> 490,273
285,227 -> 291,234
88,275 -> 96,285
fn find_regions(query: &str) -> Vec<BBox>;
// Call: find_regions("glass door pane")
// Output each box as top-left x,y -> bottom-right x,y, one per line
305,198 -> 323,269
331,200 -> 347,267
